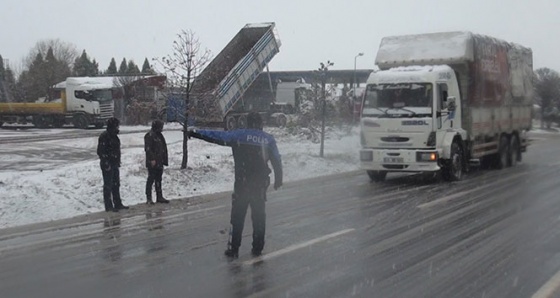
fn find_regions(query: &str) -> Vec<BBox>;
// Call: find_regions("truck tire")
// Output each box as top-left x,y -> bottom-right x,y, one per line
226,116 -> 236,130
367,170 -> 387,182
509,134 -> 520,167
442,142 -> 463,181
237,115 -> 247,128
276,114 -> 288,127
52,118 -> 65,128
32,115 -> 47,128
495,135 -> 510,169
94,123 -> 104,129
73,115 -> 89,129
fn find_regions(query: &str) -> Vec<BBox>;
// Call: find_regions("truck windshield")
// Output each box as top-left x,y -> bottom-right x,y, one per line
91,89 -> 113,102
363,83 -> 433,116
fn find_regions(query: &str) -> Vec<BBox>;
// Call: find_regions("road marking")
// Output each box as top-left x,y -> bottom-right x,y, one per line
532,269 -> 560,298
243,228 -> 355,265
416,172 -> 527,209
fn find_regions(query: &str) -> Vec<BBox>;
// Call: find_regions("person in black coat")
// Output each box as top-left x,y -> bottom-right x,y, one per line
144,120 -> 169,204
97,117 -> 129,212
188,112 -> 283,258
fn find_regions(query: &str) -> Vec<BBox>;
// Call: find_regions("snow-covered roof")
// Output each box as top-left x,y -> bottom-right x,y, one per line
53,75 -> 162,90
375,31 -> 475,70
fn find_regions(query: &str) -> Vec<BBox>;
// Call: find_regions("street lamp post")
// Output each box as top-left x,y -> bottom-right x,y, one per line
353,52 -> 364,96
353,53 -> 364,124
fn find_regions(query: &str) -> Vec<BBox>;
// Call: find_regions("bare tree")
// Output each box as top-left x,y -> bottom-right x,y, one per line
156,29 -> 212,169
534,68 -> 560,128
25,39 -> 79,69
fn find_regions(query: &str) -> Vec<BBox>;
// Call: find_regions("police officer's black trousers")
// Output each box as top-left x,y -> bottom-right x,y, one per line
230,188 -> 266,252
101,166 -> 122,210
146,167 -> 163,199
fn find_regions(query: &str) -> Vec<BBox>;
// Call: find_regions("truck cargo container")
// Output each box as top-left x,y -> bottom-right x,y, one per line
190,22 -> 281,129
359,31 -> 533,181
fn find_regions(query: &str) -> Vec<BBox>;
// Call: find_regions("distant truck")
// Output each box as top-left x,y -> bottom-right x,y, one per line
190,23 -> 282,130
0,77 -> 116,128
359,31 -> 533,182
241,76 -> 313,127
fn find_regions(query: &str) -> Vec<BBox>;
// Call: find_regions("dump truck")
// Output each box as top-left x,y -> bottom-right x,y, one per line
359,31 -> 533,182
0,77 -> 116,128
191,22 -> 281,129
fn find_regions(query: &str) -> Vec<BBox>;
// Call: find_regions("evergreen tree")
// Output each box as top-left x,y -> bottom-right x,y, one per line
126,60 -> 140,74
118,58 -> 128,74
91,59 -> 99,76
106,58 -> 118,75
73,50 -> 98,77
141,58 -> 154,74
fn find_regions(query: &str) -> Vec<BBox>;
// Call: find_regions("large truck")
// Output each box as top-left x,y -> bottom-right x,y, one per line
191,22 -> 282,130
359,31 -> 533,182
0,77 -> 116,128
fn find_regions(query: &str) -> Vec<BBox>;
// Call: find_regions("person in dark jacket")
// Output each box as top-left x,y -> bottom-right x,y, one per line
188,112 -> 283,258
144,120 -> 169,204
97,117 -> 129,212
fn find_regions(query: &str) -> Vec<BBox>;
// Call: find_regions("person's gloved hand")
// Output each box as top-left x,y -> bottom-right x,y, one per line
274,181 -> 282,190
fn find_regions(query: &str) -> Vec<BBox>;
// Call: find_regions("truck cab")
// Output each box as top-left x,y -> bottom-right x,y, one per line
61,77 -> 116,128
360,65 -> 466,181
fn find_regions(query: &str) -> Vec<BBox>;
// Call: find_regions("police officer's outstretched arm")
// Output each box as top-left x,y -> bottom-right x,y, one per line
269,138 -> 283,190
189,129 -> 236,146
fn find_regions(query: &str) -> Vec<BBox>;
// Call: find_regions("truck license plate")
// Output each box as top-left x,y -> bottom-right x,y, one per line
383,157 -> 403,163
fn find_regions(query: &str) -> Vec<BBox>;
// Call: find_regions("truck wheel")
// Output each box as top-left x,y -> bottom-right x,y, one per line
496,135 -> 510,169
52,118 -> 65,128
276,114 -> 288,127
226,116 -> 236,130
94,123 -> 104,129
509,134 -> 520,167
237,115 -> 247,128
73,115 -> 89,129
367,170 -> 387,182
442,142 -> 463,181
32,115 -> 47,128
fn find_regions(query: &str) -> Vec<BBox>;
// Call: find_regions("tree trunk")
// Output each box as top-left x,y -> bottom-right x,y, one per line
181,128 -> 188,169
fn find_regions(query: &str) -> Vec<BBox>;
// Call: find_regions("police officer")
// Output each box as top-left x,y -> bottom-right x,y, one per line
144,120 -> 169,204
189,112 -> 283,258
97,117 -> 129,212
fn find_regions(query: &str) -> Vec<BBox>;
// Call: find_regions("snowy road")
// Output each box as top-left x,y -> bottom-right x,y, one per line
1,133 -> 560,297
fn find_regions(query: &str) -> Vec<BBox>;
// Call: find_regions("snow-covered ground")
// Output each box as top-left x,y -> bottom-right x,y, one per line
0,124 -> 360,229
1,120 -> 556,230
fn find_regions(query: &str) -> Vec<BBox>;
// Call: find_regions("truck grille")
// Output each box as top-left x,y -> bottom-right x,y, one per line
99,102 -> 114,119
381,136 -> 410,142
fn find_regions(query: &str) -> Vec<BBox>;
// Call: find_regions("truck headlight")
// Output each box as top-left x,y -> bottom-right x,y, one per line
416,152 -> 437,162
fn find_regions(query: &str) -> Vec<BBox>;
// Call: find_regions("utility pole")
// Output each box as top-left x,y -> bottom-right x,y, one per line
318,60 -> 333,158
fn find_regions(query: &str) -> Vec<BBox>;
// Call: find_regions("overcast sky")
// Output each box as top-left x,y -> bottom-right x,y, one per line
1,0 -> 559,73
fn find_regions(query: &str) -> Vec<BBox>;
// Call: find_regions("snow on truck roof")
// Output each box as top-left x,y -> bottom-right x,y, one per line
376,31 -> 475,69
375,31 -> 531,70
53,75 -> 162,90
